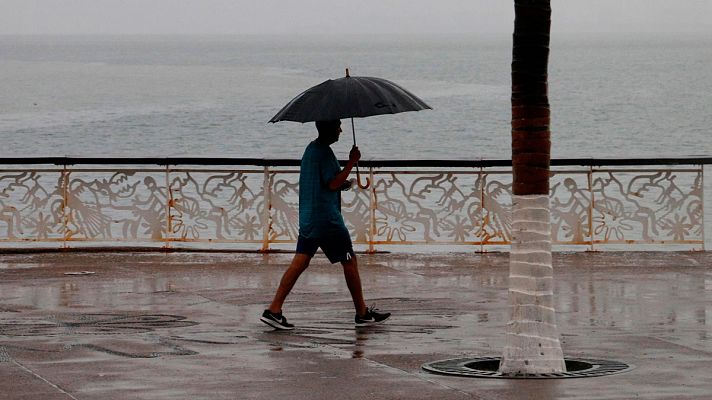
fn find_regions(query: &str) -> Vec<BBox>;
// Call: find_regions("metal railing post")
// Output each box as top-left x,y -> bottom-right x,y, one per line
368,167 -> 376,254
588,166 -> 595,252
701,164 -> 705,251
480,167 -> 485,253
61,164 -> 69,249
261,166 -> 272,252
164,164 -> 171,249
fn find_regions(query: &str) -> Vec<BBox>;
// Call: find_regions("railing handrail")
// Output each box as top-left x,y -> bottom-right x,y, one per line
0,156 -> 711,167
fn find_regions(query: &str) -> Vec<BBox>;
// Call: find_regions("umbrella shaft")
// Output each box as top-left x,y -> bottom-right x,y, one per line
351,118 -> 356,145
350,117 -> 362,182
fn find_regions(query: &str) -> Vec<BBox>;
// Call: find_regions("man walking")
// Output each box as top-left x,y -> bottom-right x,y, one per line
261,119 -> 390,330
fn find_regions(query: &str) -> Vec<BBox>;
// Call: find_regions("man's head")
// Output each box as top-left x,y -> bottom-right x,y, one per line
315,120 -> 342,145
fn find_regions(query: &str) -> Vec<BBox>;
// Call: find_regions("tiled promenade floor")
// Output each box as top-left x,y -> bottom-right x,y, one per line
1,251 -> 711,399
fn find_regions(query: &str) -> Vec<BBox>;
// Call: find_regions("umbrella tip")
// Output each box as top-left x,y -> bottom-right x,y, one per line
345,68 -> 350,78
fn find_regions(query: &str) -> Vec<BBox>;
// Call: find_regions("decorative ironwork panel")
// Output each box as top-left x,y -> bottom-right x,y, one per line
371,171 -> 486,244
343,183 -> 373,244
265,170 -> 299,242
167,170 -> 265,242
479,172 -> 512,244
550,172 -> 592,245
591,169 -> 703,244
0,170 -> 65,241
63,170 -> 168,241
264,170 -> 372,244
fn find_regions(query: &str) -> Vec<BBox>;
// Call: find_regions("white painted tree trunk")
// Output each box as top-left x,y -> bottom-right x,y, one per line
499,194 -> 566,374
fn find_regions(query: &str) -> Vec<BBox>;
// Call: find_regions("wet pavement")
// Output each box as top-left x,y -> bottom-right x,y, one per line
1,250 -> 711,400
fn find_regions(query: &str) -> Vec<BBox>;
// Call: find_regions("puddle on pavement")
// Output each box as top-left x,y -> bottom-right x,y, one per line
0,263 -> 42,270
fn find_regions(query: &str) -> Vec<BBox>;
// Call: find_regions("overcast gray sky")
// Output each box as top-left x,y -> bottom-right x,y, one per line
1,0 -> 711,35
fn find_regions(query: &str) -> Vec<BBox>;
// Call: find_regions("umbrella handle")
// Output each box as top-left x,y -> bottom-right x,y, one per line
350,117 -> 370,189
356,166 -> 370,189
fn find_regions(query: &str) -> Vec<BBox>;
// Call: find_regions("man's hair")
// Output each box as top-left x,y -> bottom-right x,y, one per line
315,120 -> 340,135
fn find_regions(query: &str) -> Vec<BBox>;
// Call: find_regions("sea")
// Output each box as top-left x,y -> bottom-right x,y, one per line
0,33 -> 710,160
0,33 -> 710,247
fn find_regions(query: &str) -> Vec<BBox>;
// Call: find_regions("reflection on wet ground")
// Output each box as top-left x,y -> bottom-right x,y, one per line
1,251 -> 712,399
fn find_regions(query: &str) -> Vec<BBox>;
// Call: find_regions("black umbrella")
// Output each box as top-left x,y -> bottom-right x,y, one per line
269,69 -> 431,188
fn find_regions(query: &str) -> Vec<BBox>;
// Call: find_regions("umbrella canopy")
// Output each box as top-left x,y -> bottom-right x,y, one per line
269,73 -> 431,123
269,70 -> 431,189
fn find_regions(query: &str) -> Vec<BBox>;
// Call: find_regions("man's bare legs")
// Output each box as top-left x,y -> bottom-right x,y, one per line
268,253 -> 368,317
341,256 -> 368,317
268,253 -> 311,314
344,255 -> 390,325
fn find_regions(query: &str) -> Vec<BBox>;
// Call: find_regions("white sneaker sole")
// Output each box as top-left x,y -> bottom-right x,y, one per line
260,316 -> 295,330
355,315 -> 390,327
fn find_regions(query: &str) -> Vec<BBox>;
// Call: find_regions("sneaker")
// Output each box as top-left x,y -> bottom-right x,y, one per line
355,306 -> 391,327
260,310 -> 295,330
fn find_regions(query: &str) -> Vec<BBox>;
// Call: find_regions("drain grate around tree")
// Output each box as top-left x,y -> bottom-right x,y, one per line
0,313 -> 198,336
422,357 -> 633,379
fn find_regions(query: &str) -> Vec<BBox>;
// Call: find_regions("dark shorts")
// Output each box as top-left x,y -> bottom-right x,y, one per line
296,230 -> 355,264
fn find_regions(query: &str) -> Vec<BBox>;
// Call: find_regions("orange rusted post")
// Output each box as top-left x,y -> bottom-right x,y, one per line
61,163 -> 69,249
368,166 -> 376,253
261,166 -> 272,252
164,164 -> 172,249
587,165 -> 594,251
480,166 -> 485,253
700,164 -> 706,251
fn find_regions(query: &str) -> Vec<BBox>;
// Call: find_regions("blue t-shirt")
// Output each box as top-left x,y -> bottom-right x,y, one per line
299,140 -> 347,239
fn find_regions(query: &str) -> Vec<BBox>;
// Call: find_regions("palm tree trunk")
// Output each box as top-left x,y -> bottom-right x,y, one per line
498,0 -> 566,375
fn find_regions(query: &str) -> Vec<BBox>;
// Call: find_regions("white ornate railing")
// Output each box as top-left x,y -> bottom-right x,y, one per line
0,157 -> 707,251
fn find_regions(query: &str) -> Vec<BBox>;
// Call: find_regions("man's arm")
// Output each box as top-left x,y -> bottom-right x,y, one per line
328,145 -> 360,191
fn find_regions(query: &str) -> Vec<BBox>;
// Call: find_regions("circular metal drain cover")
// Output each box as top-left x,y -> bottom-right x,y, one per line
422,357 -> 633,379
0,313 -> 198,336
